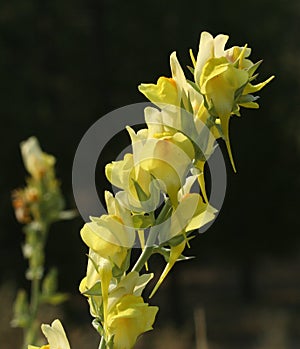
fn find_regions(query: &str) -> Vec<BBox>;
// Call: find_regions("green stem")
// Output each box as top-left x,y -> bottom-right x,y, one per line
98,336 -> 106,349
132,199 -> 172,273
23,276 -> 40,348
132,246 -> 154,273
22,224 -> 47,349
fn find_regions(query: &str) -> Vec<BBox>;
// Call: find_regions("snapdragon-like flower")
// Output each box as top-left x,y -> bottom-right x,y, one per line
107,123 -> 195,207
81,191 -> 135,261
105,272 -> 158,349
193,31 -> 274,170
80,256 -> 158,349
139,51 -> 203,115
127,125 -> 195,205
28,319 -> 71,349
106,294 -> 158,349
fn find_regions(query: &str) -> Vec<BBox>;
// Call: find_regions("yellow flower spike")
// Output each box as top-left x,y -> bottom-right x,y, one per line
138,76 -> 178,107
149,240 -> 186,298
28,319 -> 71,349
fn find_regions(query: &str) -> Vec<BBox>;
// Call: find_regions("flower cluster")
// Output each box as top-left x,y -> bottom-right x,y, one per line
12,137 -> 64,226
29,31 -> 273,349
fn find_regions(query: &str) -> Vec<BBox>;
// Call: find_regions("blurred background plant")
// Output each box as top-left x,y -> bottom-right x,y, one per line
0,0 -> 299,348
11,137 -> 76,349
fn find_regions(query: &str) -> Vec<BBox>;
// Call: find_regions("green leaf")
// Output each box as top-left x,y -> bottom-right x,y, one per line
83,281 -> 102,296
112,249 -> 132,278
58,209 -> 78,220
41,293 -> 68,305
132,179 -> 149,202
86,253 -> 99,273
247,60 -> 263,77
132,213 -> 153,229
187,65 -> 195,75
187,79 -> 200,93
11,290 -> 30,328
234,81 -> 248,101
42,268 -> 58,296
154,246 -> 194,263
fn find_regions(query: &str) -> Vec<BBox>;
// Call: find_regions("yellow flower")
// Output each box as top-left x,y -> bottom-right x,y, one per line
28,319 -> 70,349
199,56 -> 249,170
193,32 -> 274,171
21,137 -> 55,180
138,76 -> 178,106
127,126 -> 195,205
79,248 -> 107,318
106,294 -> 158,349
80,218 -> 133,267
105,153 -> 160,213
139,52 -> 203,114
194,31 -> 229,85
106,272 -> 157,349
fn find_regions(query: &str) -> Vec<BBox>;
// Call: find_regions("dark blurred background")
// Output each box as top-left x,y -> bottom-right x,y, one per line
0,0 -> 299,348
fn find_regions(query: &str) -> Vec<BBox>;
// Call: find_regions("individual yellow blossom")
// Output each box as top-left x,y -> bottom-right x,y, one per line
106,294 -> 158,349
79,248 -> 106,318
28,319 -> 70,349
107,124 -> 195,207
81,190 -> 135,260
199,56 -> 249,170
80,219 -> 133,267
138,76 -> 179,106
139,51 -> 203,115
127,126 -> 195,205
106,153 -> 160,213
103,280 -> 158,349
193,31 -> 274,171
193,31 -> 229,85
